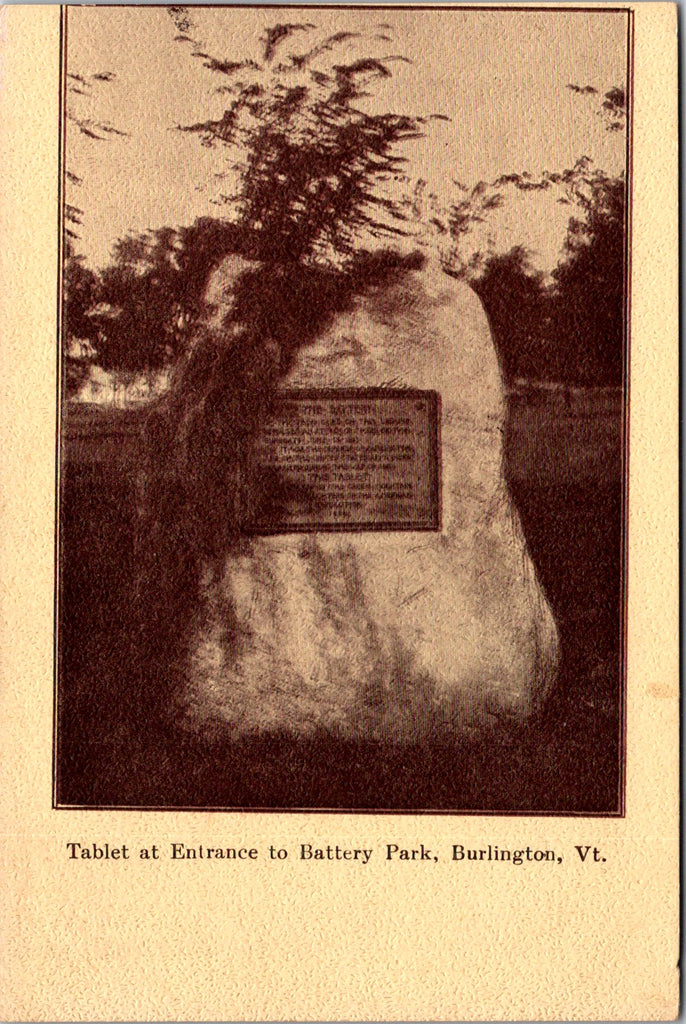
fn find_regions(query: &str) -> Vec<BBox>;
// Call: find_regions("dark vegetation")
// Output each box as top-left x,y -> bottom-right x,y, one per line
452,161 -> 626,385
58,14 -> 626,811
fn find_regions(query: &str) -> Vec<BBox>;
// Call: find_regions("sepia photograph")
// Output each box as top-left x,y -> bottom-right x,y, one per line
57,4 -> 630,813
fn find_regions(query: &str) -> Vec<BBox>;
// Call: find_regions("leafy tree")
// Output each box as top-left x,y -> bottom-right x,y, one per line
64,254 -> 99,339
445,81 -> 627,385
85,218 -> 248,373
63,68 -> 128,395
64,14 -> 435,385
549,170 -> 625,384
601,86 -> 626,131
446,157 -> 603,277
93,230 -> 181,372
63,253 -> 100,396
468,247 -> 551,383
464,168 -> 625,386
173,14 -> 433,266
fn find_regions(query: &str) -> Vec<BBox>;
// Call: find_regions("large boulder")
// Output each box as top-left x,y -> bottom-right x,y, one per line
175,256 -> 559,742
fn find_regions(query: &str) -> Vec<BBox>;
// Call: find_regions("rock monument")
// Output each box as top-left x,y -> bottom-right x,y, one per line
171,253 -> 559,743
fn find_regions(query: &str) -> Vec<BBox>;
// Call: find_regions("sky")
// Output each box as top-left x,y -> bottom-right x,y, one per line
66,6 -> 628,275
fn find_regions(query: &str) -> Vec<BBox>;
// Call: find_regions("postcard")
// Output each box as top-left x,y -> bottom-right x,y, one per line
0,4 -> 678,1020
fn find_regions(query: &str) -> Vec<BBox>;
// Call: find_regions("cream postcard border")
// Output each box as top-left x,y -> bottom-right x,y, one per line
0,5 -> 678,1021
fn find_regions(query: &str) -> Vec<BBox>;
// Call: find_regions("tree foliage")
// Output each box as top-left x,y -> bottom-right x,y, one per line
445,81 -> 627,386
467,168 -> 625,385
72,218 -> 247,374
64,71 -> 128,246
94,230 -> 181,371
173,14 -> 434,265
469,247 -> 550,382
567,83 -> 627,132
549,171 -> 625,384
63,66 -> 130,393
63,253 -> 99,395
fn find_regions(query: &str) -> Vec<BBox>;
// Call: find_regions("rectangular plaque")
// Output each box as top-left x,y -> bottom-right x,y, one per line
245,389 -> 440,533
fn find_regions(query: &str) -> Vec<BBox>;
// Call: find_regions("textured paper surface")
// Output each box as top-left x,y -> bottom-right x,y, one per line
0,4 -> 678,1021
